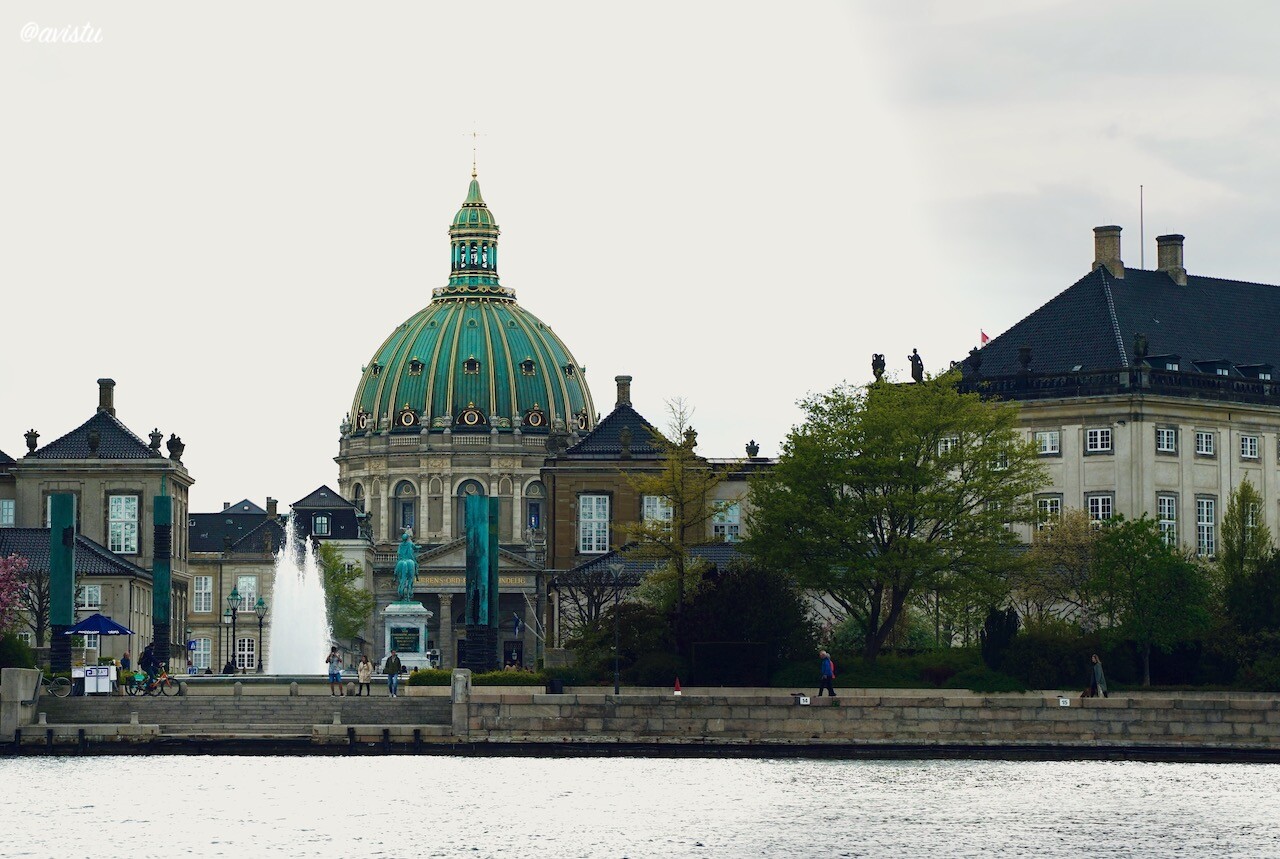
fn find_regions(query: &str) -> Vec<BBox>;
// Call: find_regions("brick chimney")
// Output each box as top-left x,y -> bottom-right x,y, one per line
266,498 -> 278,519
1092,226 -> 1124,279
97,378 -> 116,416
1156,234 -> 1187,285
223,502 -> 230,510
615,374 -> 633,408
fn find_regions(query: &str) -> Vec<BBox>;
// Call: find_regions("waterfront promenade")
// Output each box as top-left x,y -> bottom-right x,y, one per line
3,668 -> 1279,759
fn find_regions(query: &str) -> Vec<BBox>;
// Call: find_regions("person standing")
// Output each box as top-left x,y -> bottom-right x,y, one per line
120,651 -> 131,673
326,646 -> 345,696
1089,654 -> 1108,699
356,655 -> 373,697
818,650 -> 837,697
385,650 -> 403,698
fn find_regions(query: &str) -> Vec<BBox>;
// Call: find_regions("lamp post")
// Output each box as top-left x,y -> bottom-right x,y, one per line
221,609 -> 231,671
608,562 -> 624,696
226,586 -> 242,673
255,596 -> 268,673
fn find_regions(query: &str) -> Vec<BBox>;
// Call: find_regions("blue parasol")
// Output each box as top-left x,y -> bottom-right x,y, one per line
62,613 -> 135,636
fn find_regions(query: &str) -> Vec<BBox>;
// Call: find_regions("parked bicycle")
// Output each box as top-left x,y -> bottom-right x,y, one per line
39,674 -> 72,698
124,670 -> 180,697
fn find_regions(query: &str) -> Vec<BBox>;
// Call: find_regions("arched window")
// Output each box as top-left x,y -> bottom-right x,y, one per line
454,479 -> 487,538
396,480 -> 417,536
352,484 -> 365,514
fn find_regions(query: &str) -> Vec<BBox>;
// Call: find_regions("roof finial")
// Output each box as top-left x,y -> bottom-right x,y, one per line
469,128 -> 479,178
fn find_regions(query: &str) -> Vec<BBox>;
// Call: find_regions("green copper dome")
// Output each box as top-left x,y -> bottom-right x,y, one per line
348,175 -> 597,436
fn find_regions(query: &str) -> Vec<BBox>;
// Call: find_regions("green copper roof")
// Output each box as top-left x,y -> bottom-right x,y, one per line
347,174 -> 596,436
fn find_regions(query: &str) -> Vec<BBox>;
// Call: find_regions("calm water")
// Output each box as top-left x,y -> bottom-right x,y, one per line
1,756 -> 1278,858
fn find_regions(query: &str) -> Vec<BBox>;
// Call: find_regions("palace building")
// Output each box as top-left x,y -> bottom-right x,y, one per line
960,226 -> 1280,553
335,172 -> 598,667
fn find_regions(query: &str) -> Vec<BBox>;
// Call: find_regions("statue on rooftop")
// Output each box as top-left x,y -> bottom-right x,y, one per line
872,353 -> 886,382
908,349 -> 924,383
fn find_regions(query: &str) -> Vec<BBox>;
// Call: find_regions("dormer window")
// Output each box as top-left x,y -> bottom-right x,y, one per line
563,364 -> 576,377
313,514 -> 331,537
370,362 -> 382,377
408,358 -> 424,376
520,359 -> 536,376
463,357 -> 481,375
1166,362 -> 1179,371
1216,368 -> 1230,377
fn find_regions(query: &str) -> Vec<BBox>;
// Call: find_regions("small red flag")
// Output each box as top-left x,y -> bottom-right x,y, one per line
980,330 -> 990,346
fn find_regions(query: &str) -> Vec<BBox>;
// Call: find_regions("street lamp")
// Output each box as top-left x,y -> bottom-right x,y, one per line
221,609 -> 231,671
226,586 -> 242,673
254,596 -> 268,673
608,561 -> 624,695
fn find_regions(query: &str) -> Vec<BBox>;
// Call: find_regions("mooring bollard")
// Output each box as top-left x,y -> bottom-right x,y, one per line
233,682 -> 243,698
37,712 -> 47,725
289,682 -> 299,697
332,712 -> 341,725
130,712 -> 139,725
179,682 -> 188,697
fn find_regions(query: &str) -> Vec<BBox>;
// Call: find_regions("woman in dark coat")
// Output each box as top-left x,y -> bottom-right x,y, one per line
1088,654 -> 1108,698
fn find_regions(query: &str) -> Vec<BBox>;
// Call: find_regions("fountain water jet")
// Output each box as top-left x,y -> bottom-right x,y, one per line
266,525 -> 331,674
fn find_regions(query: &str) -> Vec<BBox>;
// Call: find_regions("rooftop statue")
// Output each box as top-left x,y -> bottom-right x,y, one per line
908,348 -> 924,383
394,530 -> 418,602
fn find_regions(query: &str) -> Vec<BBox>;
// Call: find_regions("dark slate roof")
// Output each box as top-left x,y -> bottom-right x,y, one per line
0,528 -> 151,579
294,508 -> 362,541
29,411 -> 161,460
292,485 -> 356,509
562,403 -> 665,460
189,511 -> 269,553
969,267 -> 1280,377
223,500 -> 266,515
230,519 -> 287,555
0,449 -> 15,465
562,541 -> 745,579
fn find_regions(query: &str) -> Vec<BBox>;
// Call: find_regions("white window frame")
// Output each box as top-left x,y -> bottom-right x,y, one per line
712,502 -> 742,542
1086,428 -> 1112,453
1034,430 -> 1060,456
1086,494 -> 1113,523
16,631 -> 32,646
1247,502 -> 1260,531
235,576 -> 257,611
235,637 -> 257,671
1157,494 -> 1178,548
192,638 -> 212,671
1036,496 -> 1062,530
313,514 -> 331,536
1241,435 -> 1260,460
1155,427 -> 1177,454
642,495 -> 673,524
1196,497 -> 1216,558
80,633 -> 100,656
193,576 -> 213,613
938,436 -> 960,456
578,495 -> 610,554
108,494 -> 139,554
76,584 -> 102,610
1195,431 -> 1215,457
0,499 -> 13,528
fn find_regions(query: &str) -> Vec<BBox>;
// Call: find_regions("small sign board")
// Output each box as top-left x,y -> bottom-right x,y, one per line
390,626 -> 420,653
1058,697 -> 1071,707
798,696 -> 811,706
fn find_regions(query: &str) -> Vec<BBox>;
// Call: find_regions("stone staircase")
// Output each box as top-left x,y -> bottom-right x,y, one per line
35,695 -> 452,741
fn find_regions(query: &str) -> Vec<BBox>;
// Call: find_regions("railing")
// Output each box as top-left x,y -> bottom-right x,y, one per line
960,367 -> 1280,405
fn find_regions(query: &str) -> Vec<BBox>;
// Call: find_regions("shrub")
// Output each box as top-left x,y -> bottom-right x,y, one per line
944,666 -> 1026,693
405,669 -> 452,686
473,670 -> 546,686
626,651 -> 687,687
1238,654 -> 1280,692
0,632 -> 36,670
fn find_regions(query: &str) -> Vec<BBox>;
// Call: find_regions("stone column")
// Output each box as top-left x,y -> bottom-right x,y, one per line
522,592 -> 537,667
438,593 -> 454,669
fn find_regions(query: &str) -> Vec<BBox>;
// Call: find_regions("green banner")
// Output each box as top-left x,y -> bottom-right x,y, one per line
49,494 -> 75,627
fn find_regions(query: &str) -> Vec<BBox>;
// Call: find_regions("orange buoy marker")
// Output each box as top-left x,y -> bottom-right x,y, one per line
674,677 -> 682,696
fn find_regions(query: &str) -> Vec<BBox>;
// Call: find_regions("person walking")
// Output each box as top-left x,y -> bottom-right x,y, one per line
818,650 -> 837,697
1088,654 -> 1108,699
385,650 -> 403,698
326,646 -> 345,696
356,655 -> 373,697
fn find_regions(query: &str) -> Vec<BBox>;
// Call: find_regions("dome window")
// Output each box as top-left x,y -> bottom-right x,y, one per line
520,359 -> 536,376
523,407 -> 546,428
507,320 -> 518,329
457,404 -> 487,428
355,410 -> 371,432
467,319 -> 478,328
575,410 -> 590,431
563,364 -> 576,377
408,358 -> 424,376
463,356 -> 481,375
370,362 -> 382,377
397,404 -> 418,428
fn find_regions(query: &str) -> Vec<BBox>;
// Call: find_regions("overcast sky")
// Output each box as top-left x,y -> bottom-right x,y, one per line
5,1 -> 1279,515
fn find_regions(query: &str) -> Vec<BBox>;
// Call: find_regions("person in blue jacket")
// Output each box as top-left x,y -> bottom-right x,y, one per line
818,650 -> 837,697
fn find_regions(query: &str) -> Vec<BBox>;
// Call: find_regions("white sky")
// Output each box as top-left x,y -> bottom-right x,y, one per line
4,1 -> 1280,514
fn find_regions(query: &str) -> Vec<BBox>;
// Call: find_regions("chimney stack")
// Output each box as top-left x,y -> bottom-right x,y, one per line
1156,234 -> 1187,285
1092,226 -> 1124,279
266,498 -> 278,519
223,502 -> 230,510
615,374 -> 633,408
97,378 -> 116,416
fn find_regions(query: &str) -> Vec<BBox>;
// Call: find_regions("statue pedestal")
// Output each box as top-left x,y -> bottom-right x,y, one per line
382,601 -> 435,671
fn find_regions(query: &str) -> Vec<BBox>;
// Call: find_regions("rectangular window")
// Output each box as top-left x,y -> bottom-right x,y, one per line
1036,496 -> 1062,529
527,501 -> 542,530
1197,497 -> 1216,557
578,495 -> 609,554
642,495 -> 673,524
1195,431 -> 1215,457
108,495 -> 139,554
193,576 -> 213,613
192,638 -> 212,671
313,514 -> 331,536
1086,428 -> 1112,453
1034,431 -> 1060,456
1157,495 -> 1178,547
1247,502 -> 1260,531
938,436 -> 960,455
399,501 -> 415,534
992,452 -> 1009,471
1086,494 -> 1113,523
235,637 -> 257,671
1241,435 -> 1260,460
45,494 -> 78,527
1155,427 -> 1178,454
0,499 -> 13,527
17,631 -> 32,646
712,502 -> 742,542
76,584 -> 102,610
81,633 -> 100,654
235,576 -> 257,610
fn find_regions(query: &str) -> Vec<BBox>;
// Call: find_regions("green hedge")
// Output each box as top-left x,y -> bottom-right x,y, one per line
404,668 -> 549,687
0,633 -> 36,670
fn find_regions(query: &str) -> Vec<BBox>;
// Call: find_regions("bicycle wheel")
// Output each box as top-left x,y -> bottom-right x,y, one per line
48,677 -> 71,698
125,681 -> 140,697
159,677 -> 180,696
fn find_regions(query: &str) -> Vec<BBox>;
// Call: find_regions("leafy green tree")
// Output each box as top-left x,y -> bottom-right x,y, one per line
1019,508 -> 1101,622
1220,479 -> 1275,627
1092,516 -> 1212,686
746,374 -> 1046,662
621,400 -> 730,639
316,542 -> 374,643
